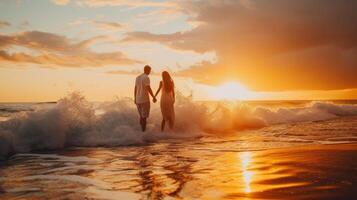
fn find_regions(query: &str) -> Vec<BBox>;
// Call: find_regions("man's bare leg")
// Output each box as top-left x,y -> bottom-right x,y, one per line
141,117 -> 147,132
168,119 -> 174,130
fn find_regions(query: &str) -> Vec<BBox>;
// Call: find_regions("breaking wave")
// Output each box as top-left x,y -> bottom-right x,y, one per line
1,92 -> 357,160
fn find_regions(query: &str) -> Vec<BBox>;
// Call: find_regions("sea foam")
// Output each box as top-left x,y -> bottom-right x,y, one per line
1,92 -> 357,160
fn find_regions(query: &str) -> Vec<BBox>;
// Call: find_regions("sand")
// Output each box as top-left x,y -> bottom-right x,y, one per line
1,143 -> 357,200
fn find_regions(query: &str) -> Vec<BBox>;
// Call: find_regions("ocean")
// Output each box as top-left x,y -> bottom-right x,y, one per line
1,93 -> 357,199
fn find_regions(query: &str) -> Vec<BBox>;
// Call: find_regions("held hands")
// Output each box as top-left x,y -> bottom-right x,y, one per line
153,96 -> 157,103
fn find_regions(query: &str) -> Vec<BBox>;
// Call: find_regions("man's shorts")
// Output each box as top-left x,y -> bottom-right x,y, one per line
136,101 -> 150,118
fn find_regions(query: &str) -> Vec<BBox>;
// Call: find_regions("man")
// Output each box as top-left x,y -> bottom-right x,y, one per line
134,65 -> 157,132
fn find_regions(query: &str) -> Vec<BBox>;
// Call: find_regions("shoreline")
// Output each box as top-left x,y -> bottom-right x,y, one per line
233,143 -> 357,199
1,143 -> 357,199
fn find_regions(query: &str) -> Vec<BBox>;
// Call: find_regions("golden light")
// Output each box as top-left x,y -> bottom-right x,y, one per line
239,152 -> 253,193
210,81 -> 254,100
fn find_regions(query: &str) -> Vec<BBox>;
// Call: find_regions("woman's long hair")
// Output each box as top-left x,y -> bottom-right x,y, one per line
162,71 -> 174,92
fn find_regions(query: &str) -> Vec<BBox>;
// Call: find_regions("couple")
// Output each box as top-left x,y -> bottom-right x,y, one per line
134,65 -> 175,132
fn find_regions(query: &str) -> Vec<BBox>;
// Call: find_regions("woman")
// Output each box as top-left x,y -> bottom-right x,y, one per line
154,71 -> 175,131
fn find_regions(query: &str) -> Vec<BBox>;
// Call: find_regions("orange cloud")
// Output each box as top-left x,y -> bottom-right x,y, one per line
70,19 -> 129,31
0,21 -> 10,28
0,31 -> 141,68
51,0 -> 70,5
106,69 -> 163,76
90,20 -> 128,31
0,50 -> 139,68
122,0 -> 357,91
52,0 -> 175,8
106,69 -> 141,75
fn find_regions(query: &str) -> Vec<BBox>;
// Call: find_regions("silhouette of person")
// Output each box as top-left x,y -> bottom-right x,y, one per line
134,65 -> 157,132
154,71 -> 175,131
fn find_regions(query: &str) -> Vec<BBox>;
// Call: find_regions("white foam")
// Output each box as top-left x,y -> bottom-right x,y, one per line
1,92 -> 357,159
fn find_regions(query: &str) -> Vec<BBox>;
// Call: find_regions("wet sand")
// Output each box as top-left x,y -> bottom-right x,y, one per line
1,143 -> 357,200
222,144 -> 357,200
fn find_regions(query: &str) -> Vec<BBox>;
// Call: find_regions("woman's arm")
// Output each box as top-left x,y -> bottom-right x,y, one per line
154,81 -> 162,97
134,85 -> 137,104
172,84 -> 175,103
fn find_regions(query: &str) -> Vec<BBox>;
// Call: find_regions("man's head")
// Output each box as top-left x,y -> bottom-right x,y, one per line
144,65 -> 151,75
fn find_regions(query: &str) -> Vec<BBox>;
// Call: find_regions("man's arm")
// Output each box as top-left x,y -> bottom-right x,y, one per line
146,85 -> 156,102
144,76 -> 156,103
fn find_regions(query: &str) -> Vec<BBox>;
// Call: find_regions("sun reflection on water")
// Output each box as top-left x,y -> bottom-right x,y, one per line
239,152 -> 253,193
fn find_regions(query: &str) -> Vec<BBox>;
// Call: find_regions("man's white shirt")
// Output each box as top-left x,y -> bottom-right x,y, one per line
135,73 -> 150,104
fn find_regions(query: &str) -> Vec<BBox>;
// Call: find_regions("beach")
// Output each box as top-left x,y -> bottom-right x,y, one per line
2,0 -> 357,199
1,142 -> 356,200
1,98 -> 357,199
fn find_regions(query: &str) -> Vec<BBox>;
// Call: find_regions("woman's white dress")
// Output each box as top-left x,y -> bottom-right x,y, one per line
160,81 -> 175,122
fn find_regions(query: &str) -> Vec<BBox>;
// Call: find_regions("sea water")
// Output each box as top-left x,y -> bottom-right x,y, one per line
1,93 -> 357,199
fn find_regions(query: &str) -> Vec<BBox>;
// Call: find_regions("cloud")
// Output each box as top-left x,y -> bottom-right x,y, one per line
0,31 -> 141,68
122,0 -> 357,91
90,20 -> 128,31
0,31 -> 85,52
106,69 -> 163,76
106,69 -> 141,75
134,7 -> 184,25
51,0 -> 70,5
51,0 -> 175,8
0,21 -> 11,28
0,50 -> 137,68
106,67 -> 188,76
69,19 -> 129,32
18,21 -> 30,30
122,31 -> 193,50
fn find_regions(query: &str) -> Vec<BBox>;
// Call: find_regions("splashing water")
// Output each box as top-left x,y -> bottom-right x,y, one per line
1,92 -> 357,160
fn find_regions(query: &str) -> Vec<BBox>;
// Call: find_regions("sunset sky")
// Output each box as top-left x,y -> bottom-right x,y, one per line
1,0 -> 357,102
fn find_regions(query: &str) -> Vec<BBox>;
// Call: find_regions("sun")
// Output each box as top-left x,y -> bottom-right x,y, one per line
210,81 -> 253,100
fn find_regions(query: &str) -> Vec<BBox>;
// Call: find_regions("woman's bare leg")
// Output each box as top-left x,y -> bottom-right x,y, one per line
161,119 -> 165,132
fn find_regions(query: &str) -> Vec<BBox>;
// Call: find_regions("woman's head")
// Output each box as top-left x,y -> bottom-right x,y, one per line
162,71 -> 174,92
